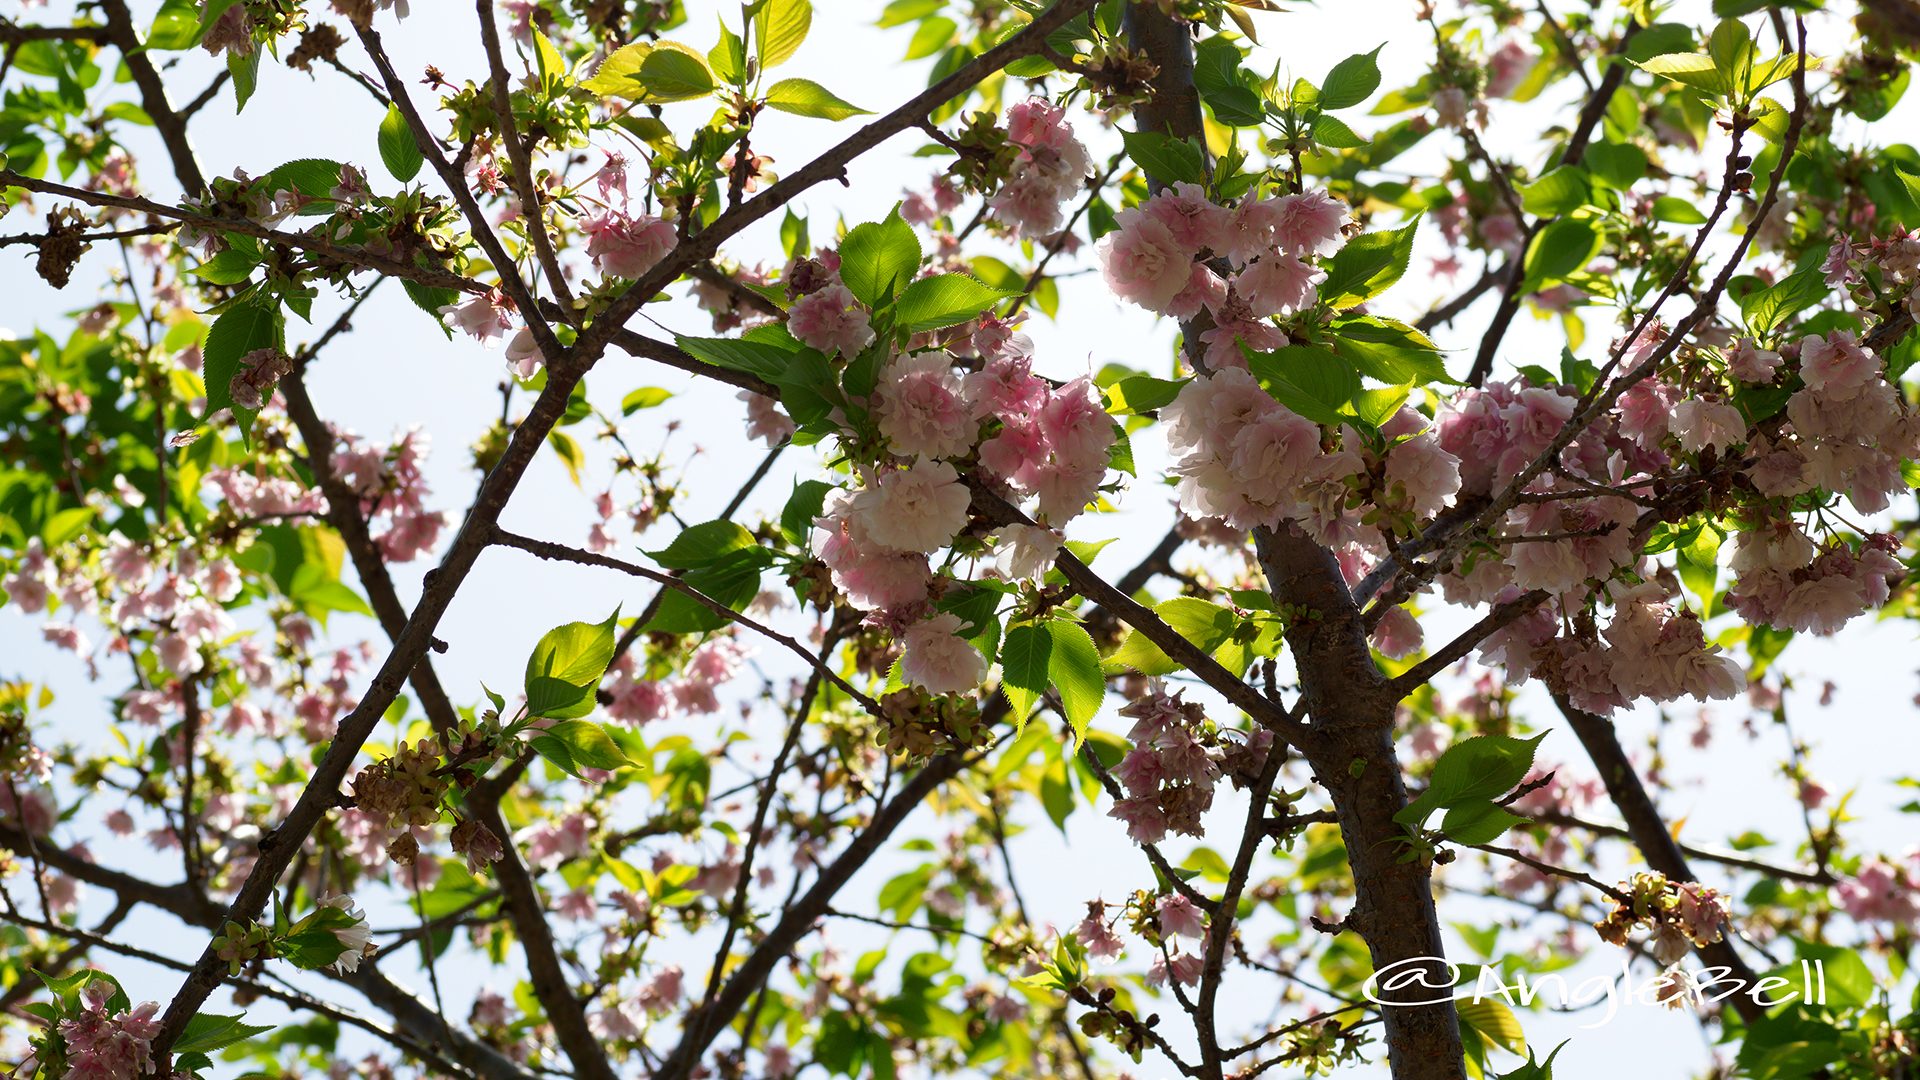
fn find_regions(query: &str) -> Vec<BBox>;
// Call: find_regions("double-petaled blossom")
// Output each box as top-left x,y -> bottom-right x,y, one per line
228,348 -> 292,411
900,612 -> 988,694
788,282 -> 875,357
989,98 -> 1093,237
585,210 -> 677,280
1834,856 -> 1920,929
1096,209 -> 1191,314
1107,686 -> 1220,845
847,459 -> 972,555
875,353 -> 976,460
57,983 -> 162,1080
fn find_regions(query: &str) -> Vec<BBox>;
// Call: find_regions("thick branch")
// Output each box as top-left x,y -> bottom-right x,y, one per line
98,0 -> 206,195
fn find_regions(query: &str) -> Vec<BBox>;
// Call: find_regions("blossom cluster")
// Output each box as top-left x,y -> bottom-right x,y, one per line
1097,185 -> 1347,369
808,314 -> 1114,697
1105,686 -> 1224,846
329,426 -> 448,563
987,98 -> 1095,238
1594,871 -> 1733,967
602,634 -> 754,723
52,983 -> 162,1080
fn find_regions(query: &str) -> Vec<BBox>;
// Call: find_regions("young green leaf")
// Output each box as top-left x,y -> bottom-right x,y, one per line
764,78 -> 871,121
893,273 -> 1008,333
377,103 -> 423,182
584,43 -> 650,97
838,209 -> 922,306
648,520 -> 757,568
1320,215 -> 1421,307
754,0 -> 813,69
1046,618 -> 1104,747
174,1013 -> 273,1055
638,45 -> 716,102
524,609 -> 621,720
1119,130 -> 1205,186
531,719 -> 634,777
201,296 -> 283,446
1320,45 -> 1385,110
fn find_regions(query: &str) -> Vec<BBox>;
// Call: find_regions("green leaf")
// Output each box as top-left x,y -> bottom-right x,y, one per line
1707,18 -> 1755,92
648,520 -> 757,569
621,387 -> 673,414
531,28 -> 567,91
42,507 -> 93,546
838,209 -> 922,306
1103,597 -> 1237,676
645,550 -> 769,634
878,0 -> 941,27
1105,375 -> 1188,415
754,0 -> 812,69
1246,345 -> 1361,425
782,479 -> 834,543
1312,113 -> 1367,149
1582,141 -> 1648,190
404,280 -> 458,339
1495,1042 -> 1567,1080
1119,130 -> 1204,186
1522,216 -> 1602,290
524,609 -> 620,720
584,43 -> 650,97
1634,52 -> 1728,97
228,47 -> 261,112
1396,733 -> 1548,831
1330,315 -> 1451,386
676,334 -> 796,380
764,77 -> 869,120
548,429 -> 585,487
1347,385 -> 1411,428
530,720 -> 634,777
147,0 -> 201,50
1320,215 -> 1420,308
893,273 -> 1007,333
1441,802 -> 1526,845
191,248 -> 258,286
903,15 -> 957,60
1650,195 -> 1708,224
1320,45 -> 1384,110
201,296 -> 282,445
174,1013 -> 272,1055
638,44 -> 716,102
999,622 -> 1052,726
1519,166 -> 1590,216
709,18 -> 747,84
1458,998 -> 1527,1057
378,103 -> 423,182
1740,269 -> 1826,333
1046,619 -> 1104,747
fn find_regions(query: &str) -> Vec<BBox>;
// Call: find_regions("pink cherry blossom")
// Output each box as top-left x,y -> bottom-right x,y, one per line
875,353 -> 976,460
585,210 -> 678,280
900,612 -> 987,694
788,283 -> 876,357
1097,209 -> 1193,314
849,460 -> 972,555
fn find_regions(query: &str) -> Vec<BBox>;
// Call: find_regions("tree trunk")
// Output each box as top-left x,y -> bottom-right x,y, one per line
1125,8 -> 1467,1076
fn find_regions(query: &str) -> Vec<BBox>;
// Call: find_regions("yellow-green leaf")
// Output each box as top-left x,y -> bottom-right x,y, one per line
753,0 -> 812,68
764,77 -> 870,121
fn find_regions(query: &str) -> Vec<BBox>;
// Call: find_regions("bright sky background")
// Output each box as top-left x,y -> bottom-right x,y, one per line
3,1 -> 1917,1077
